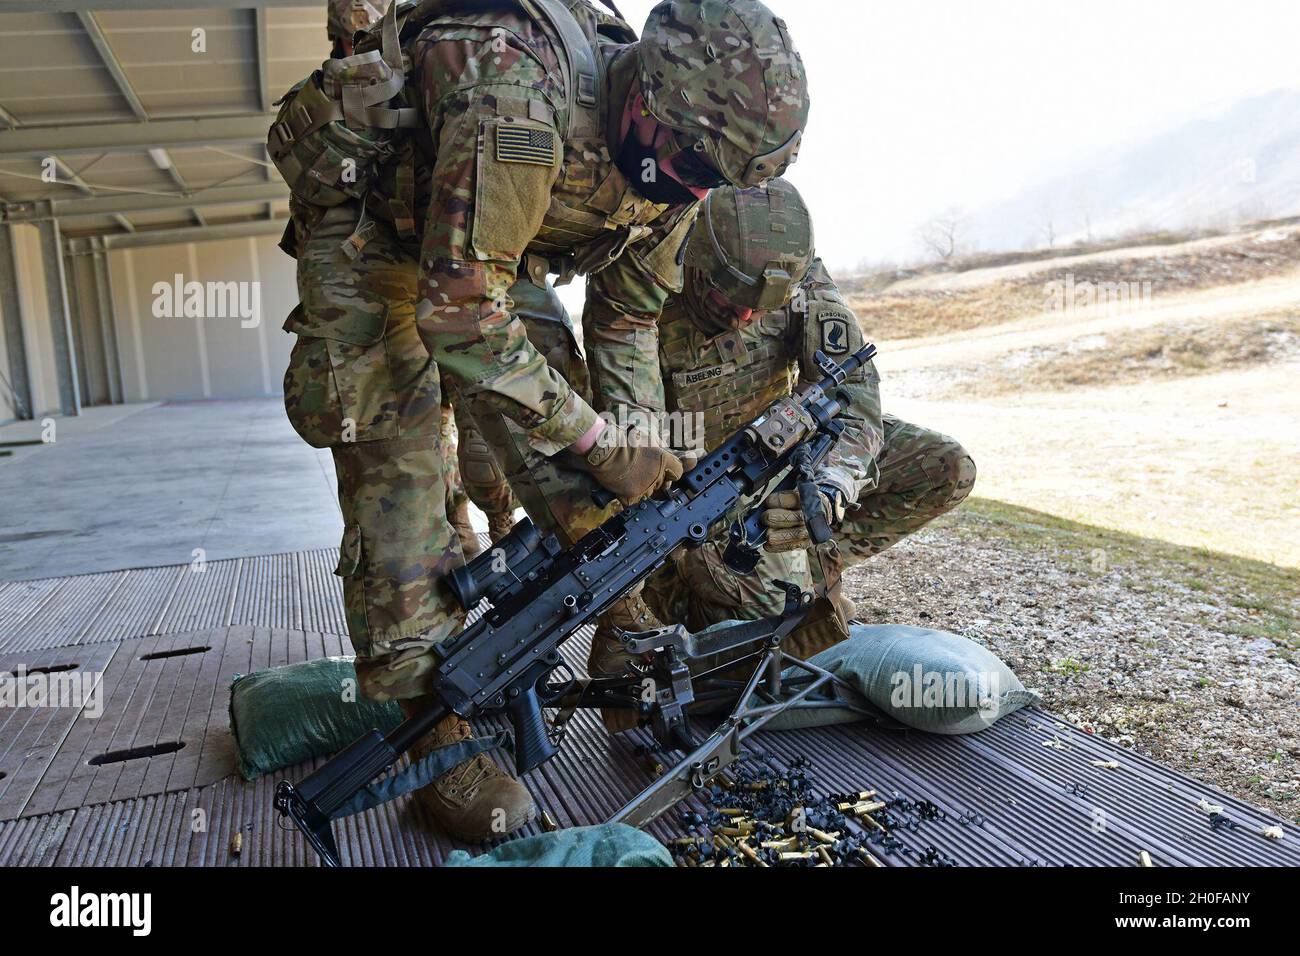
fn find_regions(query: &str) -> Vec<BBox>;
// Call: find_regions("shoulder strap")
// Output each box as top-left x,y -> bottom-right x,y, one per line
365,0 -> 600,139
520,0 -> 599,129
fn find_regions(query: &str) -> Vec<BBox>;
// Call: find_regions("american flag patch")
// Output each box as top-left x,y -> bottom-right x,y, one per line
495,125 -> 556,166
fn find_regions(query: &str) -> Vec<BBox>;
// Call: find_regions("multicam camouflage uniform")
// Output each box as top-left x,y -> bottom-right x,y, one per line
448,283 -> 582,543
645,182 -> 977,660
277,0 -> 809,703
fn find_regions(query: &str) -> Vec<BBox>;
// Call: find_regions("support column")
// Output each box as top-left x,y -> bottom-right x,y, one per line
63,248 -> 92,403
0,223 -> 34,420
33,202 -> 80,416
92,237 -> 124,405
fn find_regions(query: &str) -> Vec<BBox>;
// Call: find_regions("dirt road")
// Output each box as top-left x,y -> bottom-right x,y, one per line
889,361 -> 1300,567
868,239 -> 1300,568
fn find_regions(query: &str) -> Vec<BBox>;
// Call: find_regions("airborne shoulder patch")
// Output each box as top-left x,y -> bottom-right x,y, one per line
495,123 -> 556,166
820,313 -> 851,355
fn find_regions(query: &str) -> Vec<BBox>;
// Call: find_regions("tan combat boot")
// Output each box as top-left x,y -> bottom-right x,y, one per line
487,508 -> 516,543
587,590 -> 660,734
450,499 -> 483,561
400,701 -> 536,842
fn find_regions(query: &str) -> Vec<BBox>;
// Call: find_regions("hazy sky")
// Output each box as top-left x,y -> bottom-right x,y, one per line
609,0 -> 1300,272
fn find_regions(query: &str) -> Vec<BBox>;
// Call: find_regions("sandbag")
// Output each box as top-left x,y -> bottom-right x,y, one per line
680,620 -> 1038,733
228,656 -> 404,780
443,824 -> 672,868
775,623 -> 1039,732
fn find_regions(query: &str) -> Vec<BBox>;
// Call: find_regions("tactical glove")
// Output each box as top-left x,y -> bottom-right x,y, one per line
761,485 -> 847,553
580,429 -> 683,506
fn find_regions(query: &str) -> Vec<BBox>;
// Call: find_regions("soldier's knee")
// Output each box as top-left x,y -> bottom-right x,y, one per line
460,432 -> 503,484
940,442 -> 976,509
459,431 -> 512,511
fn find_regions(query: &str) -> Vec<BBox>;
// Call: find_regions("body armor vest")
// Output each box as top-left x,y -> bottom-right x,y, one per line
659,301 -> 798,450
362,0 -> 687,287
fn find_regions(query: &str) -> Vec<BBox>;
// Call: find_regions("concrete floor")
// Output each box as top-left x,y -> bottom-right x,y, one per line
0,400 -> 344,581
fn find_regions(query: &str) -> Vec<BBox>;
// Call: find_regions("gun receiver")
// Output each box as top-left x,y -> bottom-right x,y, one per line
275,343 -> 877,866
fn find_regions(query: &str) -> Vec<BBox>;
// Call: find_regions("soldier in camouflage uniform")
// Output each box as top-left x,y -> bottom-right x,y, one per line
335,1 -> 493,561
444,280 -> 575,548
274,0 -> 809,841
643,180 -> 977,662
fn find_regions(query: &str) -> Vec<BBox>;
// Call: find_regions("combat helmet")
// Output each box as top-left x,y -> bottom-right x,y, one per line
685,178 -> 815,327
637,0 -> 810,189
327,0 -> 391,43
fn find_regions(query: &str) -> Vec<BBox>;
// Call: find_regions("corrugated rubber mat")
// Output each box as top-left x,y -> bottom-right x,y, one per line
1,550 -> 1297,866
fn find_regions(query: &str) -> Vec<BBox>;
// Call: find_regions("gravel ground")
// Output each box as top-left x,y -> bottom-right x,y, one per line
840,500 -> 1300,822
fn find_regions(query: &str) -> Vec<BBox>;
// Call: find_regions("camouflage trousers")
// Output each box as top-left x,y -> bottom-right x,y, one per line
646,415 -> 976,659
283,202 -> 470,701
443,377 -> 517,525
282,203 -> 612,699
458,314 -> 619,547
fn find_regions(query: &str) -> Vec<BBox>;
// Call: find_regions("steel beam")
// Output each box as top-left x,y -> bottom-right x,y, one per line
67,216 -> 288,252
0,223 -> 33,420
76,11 -> 149,120
253,9 -> 279,219
1,1 -> 320,10
50,158 -> 136,233
33,205 -> 81,416
254,8 -> 273,113
0,93 -> 136,232
0,114 -> 274,159
3,181 -> 288,221
63,250 -> 93,402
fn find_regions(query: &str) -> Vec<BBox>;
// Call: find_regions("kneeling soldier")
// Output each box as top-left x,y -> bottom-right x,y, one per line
644,180 -> 977,660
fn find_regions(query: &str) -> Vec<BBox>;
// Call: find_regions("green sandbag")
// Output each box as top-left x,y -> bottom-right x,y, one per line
767,623 -> 1040,733
443,823 -> 673,868
687,620 -> 1039,734
228,656 -> 404,780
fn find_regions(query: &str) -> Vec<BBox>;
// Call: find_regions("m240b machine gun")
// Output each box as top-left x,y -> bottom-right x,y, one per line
276,345 -> 877,866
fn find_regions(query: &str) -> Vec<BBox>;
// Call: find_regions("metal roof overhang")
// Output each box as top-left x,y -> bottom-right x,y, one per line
0,0 -> 325,241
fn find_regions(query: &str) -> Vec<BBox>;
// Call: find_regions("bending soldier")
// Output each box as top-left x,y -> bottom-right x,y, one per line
273,0 -> 809,841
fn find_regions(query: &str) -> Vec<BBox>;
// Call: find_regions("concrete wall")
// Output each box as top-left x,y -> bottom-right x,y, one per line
0,226 -> 297,422
107,234 -> 296,403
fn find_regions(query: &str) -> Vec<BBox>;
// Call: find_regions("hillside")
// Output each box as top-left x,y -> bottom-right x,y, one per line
962,88 -> 1300,252
852,222 -> 1300,568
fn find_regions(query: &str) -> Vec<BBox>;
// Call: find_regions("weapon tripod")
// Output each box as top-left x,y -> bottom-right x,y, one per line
549,583 -> 876,829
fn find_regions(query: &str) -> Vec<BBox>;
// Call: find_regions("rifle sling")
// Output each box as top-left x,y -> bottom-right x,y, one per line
330,731 -> 513,819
